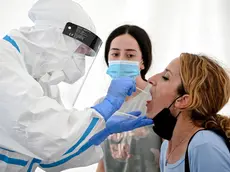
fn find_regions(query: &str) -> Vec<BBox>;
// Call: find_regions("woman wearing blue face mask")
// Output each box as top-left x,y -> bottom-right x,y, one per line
96,25 -> 161,172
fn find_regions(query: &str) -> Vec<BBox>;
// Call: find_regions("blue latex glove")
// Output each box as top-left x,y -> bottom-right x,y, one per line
91,77 -> 136,121
88,111 -> 153,145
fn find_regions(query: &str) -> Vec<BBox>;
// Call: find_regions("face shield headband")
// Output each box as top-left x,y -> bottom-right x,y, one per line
62,22 -> 102,57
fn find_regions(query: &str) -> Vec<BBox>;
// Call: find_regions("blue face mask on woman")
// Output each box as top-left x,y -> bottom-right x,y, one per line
106,60 -> 140,79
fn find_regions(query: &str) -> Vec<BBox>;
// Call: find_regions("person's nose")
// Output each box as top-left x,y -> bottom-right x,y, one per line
148,75 -> 157,86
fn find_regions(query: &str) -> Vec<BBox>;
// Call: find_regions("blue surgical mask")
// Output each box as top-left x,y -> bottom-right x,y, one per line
106,60 -> 140,79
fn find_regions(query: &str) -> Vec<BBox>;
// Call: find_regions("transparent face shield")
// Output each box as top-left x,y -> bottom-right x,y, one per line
58,22 -> 103,109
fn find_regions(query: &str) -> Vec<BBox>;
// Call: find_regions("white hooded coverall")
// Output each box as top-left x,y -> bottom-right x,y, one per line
0,0 -> 105,171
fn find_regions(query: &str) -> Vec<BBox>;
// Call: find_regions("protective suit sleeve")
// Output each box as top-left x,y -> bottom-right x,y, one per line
39,143 -> 104,171
0,59 -> 106,161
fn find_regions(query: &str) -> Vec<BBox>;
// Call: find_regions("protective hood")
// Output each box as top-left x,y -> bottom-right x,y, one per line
8,0 -> 101,84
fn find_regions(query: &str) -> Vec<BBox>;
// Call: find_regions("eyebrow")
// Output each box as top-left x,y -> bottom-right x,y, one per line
165,68 -> 173,75
125,49 -> 137,52
110,48 -> 137,52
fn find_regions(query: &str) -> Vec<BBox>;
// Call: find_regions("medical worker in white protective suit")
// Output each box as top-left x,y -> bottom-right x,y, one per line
0,0 -> 153,171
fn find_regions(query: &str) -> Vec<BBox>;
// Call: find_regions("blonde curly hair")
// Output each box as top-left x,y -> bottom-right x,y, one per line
179,53 -> 230,140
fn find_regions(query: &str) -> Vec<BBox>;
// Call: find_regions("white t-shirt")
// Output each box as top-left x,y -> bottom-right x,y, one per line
96,84 -> 161,172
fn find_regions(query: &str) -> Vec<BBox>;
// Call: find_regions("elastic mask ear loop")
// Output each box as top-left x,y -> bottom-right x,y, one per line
167,95 -> 184,118
169,96 -> 183,118
168,96 -> 182,109
176,111 -> 181,118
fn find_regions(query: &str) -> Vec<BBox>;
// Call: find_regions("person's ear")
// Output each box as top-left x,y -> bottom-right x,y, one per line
174,94 -> 190,109
140,60 -> 145,70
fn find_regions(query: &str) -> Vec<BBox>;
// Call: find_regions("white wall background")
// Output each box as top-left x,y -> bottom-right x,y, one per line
0,0 -> 230,171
